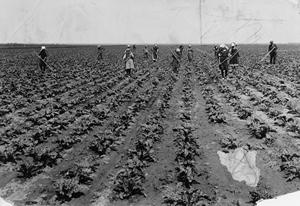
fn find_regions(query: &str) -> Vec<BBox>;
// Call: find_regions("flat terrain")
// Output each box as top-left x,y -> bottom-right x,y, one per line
0,45 -> 300,206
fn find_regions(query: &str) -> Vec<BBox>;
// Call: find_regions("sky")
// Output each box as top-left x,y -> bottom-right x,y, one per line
0,0 -> 300,44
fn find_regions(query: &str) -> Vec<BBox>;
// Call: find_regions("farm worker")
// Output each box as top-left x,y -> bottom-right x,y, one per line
229,42 -> 240,69
218,44 -> 229,79
171,48 -> 181,74
38,46 -> 48,72
214,45 -> 219,60
144,46 -> 149,59
187,45 -> 194,62
97,45 -> 104,61
179,45 -> 184,57
132,45 -> 136,53
123,45 -> 135,76
268,41 -> 278,64
152,44 -> 159,62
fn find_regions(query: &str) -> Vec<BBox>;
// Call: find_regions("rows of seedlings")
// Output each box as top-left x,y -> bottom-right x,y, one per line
0,56 -> 169,205
0,45 -> 155,132
192,51 -> 227,124
0,48 -> 119,110
0,60 -> 155,171
2,51 -> 156,142
110,71 -> 176,201
227,68 -> 300,139
227,70 -> 300,183
163,66 -> 212,205
38,60 -> 172,204
201,86 -> 226,124
0,54 -> 145,131
195,49 -> 279,204
204,51 -> 300,187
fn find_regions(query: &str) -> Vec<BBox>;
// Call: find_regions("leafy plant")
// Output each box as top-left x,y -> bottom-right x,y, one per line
163,185 -> 210,206
16,156 -> 42,178
248,117 -> 270,139
113,166 -> 146,199
56,135 -> 81,149
54,177 -> 86,202
89,134 -> 115,155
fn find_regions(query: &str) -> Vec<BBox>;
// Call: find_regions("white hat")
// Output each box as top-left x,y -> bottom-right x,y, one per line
41,46 -> 46,50
175,48 -> 180,53
188,44 -> 192,47
220,44 -> 226,48
127,45 -> 130,48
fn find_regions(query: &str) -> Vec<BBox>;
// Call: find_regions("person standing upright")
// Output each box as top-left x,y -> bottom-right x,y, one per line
268,41 -> 278,64
97,45 -> 104,61
229,42 -> 240,70
171,48 -> 181,74
152,44 -> 159,62
187,45 -> 194,62
132,45 -> 137,54
179,45 -> 184,57
123,45 -> 135,77
38,46 -> 48,72
143,46 -> 149,59
214,45 -> 219,60
218,44 -> 229,79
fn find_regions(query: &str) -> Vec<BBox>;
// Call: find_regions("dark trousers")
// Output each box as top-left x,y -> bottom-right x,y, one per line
188,54 -> 193,62
126,68 -> 131,76
171,60 -> 180,74
219,63 -> 228,78
39,60 -> 46,72
153,53 -> 158,61
270,54 -> 276,64
97,53 -> 103,60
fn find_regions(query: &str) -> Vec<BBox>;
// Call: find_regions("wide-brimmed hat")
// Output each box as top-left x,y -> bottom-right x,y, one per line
175,48 -> 180,53
41,46 -> 46,50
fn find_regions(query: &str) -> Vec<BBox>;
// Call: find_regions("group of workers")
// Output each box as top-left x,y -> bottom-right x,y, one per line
214,42 -> 240,79
37,41 -> 278,79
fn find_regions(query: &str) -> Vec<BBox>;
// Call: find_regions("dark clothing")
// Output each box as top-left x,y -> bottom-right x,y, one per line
38,50 -> 47,71
179,46 -> 184,57
144,48 -> 149,59
268,44 -> 278,56
126,68 -> 131,76
39,60 -> 46,72
187,48 -> 193,62
97,53 -> 103,61
152,46 -> 159,61
97,47 -> 104,60
218,47 -> 229,78
269,44 -> 278,64
220,65 -> 228,78
171,52 -> 180,74
218,47 -> 229,62
214,46 -> 219,59
229,47 -> 240,65
270,55 -> 276,64
39,50 -> 47,59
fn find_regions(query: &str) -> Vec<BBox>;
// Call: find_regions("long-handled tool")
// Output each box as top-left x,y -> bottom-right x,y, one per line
34,51 -> 54,71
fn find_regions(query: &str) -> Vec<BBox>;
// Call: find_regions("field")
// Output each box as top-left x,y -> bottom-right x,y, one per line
0,44 -> 300,206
